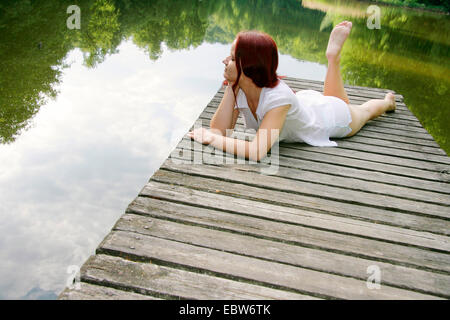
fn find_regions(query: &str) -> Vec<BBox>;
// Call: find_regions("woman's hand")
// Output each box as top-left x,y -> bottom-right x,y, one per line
186,128 -> 216,145
222,81 -> 240,96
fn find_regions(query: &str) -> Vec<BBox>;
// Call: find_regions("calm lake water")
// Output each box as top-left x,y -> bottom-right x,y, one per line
0,0 -> 448,299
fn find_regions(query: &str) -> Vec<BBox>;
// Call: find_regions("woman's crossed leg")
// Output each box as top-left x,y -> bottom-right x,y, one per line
323,21 -> 396,137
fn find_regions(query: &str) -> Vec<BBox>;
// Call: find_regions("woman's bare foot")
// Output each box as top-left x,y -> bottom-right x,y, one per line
385,92 -> 396,113
326,21 -> 352,62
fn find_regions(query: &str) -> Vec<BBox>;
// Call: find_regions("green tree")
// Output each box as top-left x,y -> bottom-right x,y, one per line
72,0 -> 122,67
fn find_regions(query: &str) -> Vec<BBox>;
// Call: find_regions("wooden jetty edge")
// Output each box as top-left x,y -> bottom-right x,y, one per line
59,77 -> 450,300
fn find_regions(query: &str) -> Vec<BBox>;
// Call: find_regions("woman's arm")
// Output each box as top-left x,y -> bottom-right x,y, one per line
207,104 -> 290,161
210,85 -> 240,136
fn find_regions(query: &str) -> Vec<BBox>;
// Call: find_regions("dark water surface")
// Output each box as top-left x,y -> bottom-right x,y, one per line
0,0 -> 448,299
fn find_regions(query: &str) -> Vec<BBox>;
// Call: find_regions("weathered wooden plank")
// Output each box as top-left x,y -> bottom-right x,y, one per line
334,141 -> 450,165
376,113 -> 424,123
275,143 -> 449,183
377,113 -> 423,123
116,212 -> 450,298
344,136 -> 446,156
138,180 -> 450,258
97,230 -> 442,299
173,143 -> 450,195
364,120 -> 430,134
151,167 -> 450,236
192,116 -> 450,165
359,126 -> 437,142
162,156 -> 450,220
369,117 -> 424,128
131,195 -> 450,258
81,254 -> 314,300
280,144 -> 449,173
354,130 -> 442,149
351,131 -> 442,149
58,282 -> 159,300
195,120 -> 445,167
179,135 -> 449,183
171,145 -> 450,206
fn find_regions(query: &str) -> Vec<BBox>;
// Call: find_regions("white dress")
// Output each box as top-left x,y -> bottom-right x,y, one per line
234,80 -> 352,147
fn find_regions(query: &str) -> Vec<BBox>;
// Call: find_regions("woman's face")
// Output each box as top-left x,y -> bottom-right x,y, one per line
223,40 -> 238,84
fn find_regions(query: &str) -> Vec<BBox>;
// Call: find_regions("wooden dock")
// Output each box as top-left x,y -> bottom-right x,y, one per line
59,77 -> 450,300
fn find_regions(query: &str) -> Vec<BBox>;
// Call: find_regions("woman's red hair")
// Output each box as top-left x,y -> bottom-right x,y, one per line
232,31 -> 279,94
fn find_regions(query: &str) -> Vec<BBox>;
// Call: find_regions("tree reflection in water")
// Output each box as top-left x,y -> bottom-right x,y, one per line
0,0 -> 448,152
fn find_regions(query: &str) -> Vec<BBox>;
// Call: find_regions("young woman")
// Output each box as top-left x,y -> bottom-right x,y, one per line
187,21 -> 396,161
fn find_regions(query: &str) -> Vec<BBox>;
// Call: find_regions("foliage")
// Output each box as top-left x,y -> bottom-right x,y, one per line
0,0 -> 448,152
75,0 -> 122,67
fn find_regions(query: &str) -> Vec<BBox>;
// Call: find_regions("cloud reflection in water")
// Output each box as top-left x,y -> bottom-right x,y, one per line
0,40 -> 325,299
